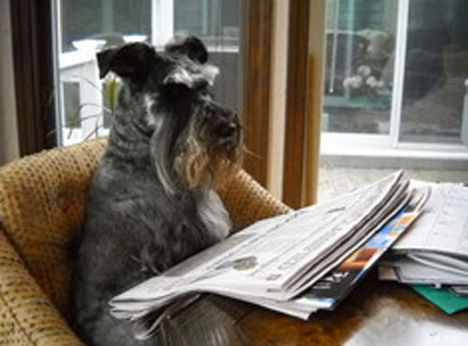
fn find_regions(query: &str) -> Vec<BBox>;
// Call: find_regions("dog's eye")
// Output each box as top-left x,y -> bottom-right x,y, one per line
161,83 -> 191,99
216,122 -> 237,139
194,80 -> 209,90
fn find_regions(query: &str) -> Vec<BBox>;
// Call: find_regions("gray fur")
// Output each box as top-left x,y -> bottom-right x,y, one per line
71,37 -> 241,346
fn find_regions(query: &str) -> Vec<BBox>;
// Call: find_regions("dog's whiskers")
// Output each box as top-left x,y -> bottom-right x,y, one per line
243,146 -> 261,160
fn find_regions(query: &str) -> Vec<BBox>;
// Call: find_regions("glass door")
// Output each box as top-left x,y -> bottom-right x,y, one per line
321,0 -> 468,164
400,0 -> 468,145
323,0 -> 397,136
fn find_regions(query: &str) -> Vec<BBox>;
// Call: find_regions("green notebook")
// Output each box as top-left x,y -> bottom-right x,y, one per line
411,285 -> 468,315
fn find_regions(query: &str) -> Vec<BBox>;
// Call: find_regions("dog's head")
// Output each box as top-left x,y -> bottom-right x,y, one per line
97,37 -> 243,194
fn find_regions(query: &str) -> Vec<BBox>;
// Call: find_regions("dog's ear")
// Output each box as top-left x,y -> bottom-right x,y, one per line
97,43 -> 155,85
164,36 -> 208,64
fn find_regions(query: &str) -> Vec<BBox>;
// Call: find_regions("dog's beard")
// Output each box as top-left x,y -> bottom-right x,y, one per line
174,120 -> 243,190
176,144 -> 243,190
151,113 -> 243,194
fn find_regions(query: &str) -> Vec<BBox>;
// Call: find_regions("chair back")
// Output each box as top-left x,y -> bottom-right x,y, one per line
0,139 -> 106,314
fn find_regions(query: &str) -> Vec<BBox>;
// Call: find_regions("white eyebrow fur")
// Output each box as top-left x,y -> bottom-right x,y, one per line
144,94 -> 164,131
163,64 -> 220,88
198,64 -> 219,86
163,67 -> 194,87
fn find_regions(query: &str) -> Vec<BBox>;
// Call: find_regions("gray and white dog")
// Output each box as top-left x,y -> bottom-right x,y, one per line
72,36 -> 243,345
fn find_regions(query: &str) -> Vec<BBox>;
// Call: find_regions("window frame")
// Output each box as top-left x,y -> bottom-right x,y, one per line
282,0 -> 326,208
320,0 -> 468,169
240,0 -> 274,188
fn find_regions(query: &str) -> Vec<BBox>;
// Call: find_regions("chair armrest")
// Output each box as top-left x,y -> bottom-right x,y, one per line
219,170 -> 292,230
0,229 -> 82,345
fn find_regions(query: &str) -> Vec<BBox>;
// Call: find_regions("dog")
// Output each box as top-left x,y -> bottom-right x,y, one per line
71,36 -> 243,345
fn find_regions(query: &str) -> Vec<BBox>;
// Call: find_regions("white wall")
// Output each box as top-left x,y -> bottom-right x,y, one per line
0,0 -> 19,165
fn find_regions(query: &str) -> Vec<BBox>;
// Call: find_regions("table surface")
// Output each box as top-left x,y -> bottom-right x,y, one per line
161,271 -> 468,346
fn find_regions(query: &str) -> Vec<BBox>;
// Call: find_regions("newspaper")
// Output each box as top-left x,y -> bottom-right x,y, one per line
379,182 -> 468,297
109,171 -> 408,338
217,198 -> 420,321
392,182 -> 468,257
296,186 -> 426,310
380,257 -> 468,285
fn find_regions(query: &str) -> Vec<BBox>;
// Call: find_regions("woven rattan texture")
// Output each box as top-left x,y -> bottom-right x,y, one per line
0,139 -> 107,315
0,139 -> 290,344
0,230 -> 83,345
219,170 -> 292,230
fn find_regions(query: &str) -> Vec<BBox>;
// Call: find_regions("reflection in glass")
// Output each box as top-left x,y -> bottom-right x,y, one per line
323,0 -> 397,134
60,0 -> 151,53
400,0 -> 468,144
174,0 -> 239,46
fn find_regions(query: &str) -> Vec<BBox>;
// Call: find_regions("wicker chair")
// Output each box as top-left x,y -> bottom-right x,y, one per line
0,139 -> 290,345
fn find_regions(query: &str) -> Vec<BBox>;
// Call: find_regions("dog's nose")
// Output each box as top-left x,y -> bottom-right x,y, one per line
217,122 -> 238,139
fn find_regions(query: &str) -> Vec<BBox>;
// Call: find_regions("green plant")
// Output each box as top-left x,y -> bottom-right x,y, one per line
66,76 -> 121,140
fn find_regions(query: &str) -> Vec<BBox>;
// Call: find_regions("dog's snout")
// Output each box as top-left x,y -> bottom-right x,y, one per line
217,122 -> 238,139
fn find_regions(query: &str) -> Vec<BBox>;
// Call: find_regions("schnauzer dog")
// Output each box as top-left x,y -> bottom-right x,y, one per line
72,36 -> 243,345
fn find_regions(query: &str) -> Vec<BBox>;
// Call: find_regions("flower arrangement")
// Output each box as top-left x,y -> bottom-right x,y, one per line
343,65 -> 388,98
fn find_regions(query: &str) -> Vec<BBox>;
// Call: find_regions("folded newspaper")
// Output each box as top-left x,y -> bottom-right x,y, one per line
379,181 -> 468,297
109,170 -> 424,339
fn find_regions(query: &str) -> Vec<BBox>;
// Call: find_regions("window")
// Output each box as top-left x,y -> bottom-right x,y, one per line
6,0 -> 270,186
323,0 -> 396,135
321,0 -> 468,167
317,0 -> 468,205
174,0 -> 240,46
60,0 -> 152,53
401,0 -> 468,144
53,0 -> 241,145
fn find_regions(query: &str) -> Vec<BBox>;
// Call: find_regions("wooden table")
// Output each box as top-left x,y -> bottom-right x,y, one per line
238,272 -> 468,345
163,271 -> 468,345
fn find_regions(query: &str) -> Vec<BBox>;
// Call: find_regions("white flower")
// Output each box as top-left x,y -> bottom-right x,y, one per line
343,77 -> 353,89
350,75 -> 363,89
357,65 -> 372,77
366,76 -> 378,88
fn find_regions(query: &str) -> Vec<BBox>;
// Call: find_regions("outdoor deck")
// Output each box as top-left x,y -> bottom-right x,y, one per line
317,165 -> 468,203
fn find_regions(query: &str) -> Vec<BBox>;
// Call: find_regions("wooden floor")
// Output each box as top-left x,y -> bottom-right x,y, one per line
317,165 -> 468,203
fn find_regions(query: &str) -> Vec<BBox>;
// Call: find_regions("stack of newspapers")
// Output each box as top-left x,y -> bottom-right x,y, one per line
109,171 -> 426,339
379,181 -> 468,297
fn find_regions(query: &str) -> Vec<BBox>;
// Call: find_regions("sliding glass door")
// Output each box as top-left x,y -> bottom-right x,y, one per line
321,0 -> 468,162
400,0 -> 468,145
323,0 -> 396,135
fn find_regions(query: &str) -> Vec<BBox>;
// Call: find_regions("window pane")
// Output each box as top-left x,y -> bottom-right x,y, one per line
174,0 -> 240,110
61,0 -> 151,52
400,0 -> 468,144
322,0 -> 397,134
174,0 -> 240,45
